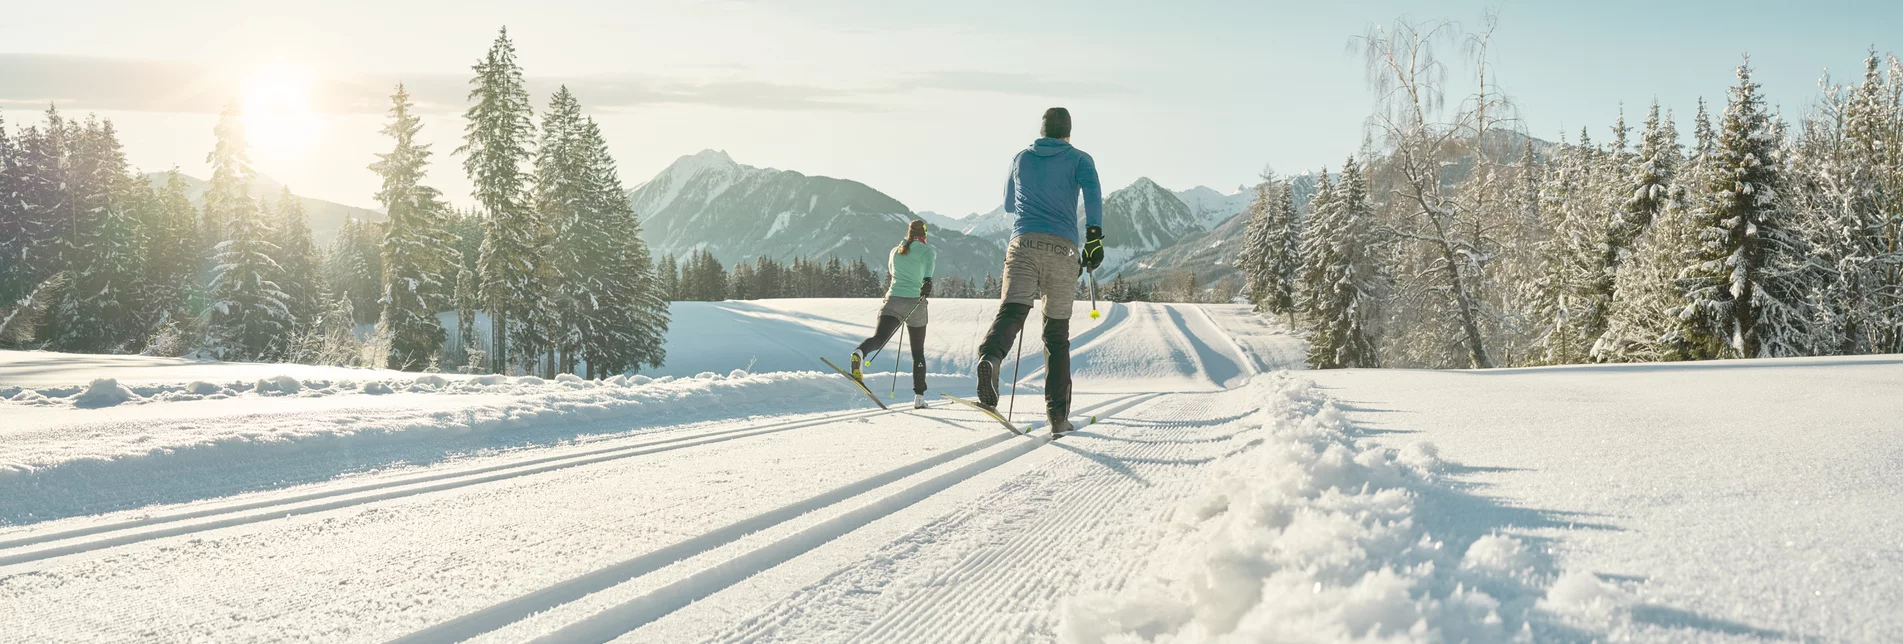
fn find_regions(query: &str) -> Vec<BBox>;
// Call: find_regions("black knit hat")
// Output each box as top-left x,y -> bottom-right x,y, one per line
1041,107 -> 1071,139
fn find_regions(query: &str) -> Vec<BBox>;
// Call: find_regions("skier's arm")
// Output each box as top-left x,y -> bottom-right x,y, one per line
1002,155 -> 1019,214
1077,152 -> 1103,230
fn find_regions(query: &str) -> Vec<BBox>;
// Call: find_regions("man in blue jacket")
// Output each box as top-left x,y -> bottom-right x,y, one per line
975,107 -> 1105,435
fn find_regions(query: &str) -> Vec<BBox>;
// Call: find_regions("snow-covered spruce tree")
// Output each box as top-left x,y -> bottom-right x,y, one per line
269,188 -> 323,332
579,117 -> 668,374
1530,130 -> 1613,365
372,84 -> 462,371
0,110 -> 28,306
847,258 -> 880,298
1267,179 -> 1302,323
1301,159 -> 1381,369
202,102 -> 253,256
1615,104 -> 1678,254
203,105 -> 292,360
4,108 -> 71,311
47,118 -> 146,353
655,254 -> 679,301
1297,169 -> 1336,317
533,87 -> 594,374
1596,104 -> 1691,362
324,217 -> 384,324
1235,180 -> 1277,312
459,26 -> 538,374
142,170 -> 204,324
0,272 -> 69,348
1681,61 -> 1807,359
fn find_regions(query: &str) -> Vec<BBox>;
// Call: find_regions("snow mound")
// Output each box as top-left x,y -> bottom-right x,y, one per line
555,373 -> 585,384
72,378 -> 139,408
1059,376 -> 1560,643
1,370 -> 855,493
253,375 -> 303,395
1541,570 -> 1629,621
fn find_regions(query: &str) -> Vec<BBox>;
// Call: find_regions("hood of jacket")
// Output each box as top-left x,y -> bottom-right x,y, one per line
1028,137 -> 1073,157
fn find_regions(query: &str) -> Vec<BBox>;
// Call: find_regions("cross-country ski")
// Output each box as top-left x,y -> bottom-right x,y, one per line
818,356 -> 889,410
939,393 -> 1022,435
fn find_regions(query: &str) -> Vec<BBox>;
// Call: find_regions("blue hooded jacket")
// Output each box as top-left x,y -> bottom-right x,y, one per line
1003,138 -> 1102,246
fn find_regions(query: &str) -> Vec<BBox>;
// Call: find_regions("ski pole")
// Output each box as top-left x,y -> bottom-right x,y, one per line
1007,320 -> 1025,420
889,332 -> 903,398
889,299 -> 923,397
1088,269 -> 1101,319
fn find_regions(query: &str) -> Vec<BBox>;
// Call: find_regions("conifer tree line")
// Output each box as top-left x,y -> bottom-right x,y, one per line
653,250 -> 996,301
1236,19 -> 1903,370
0,26 -> 670,378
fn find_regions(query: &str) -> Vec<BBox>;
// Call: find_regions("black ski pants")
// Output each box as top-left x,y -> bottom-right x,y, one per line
978,303 -> 1071,418
855,315 -> 928,395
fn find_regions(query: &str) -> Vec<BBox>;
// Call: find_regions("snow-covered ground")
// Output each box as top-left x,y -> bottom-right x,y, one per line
1,300 -> 1895,642
1307,357 -> 1903,642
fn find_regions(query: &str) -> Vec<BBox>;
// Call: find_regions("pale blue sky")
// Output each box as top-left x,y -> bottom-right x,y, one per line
2,0 -> 1897,216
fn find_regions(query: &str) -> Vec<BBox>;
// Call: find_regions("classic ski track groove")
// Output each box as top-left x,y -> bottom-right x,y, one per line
0,403 -> 937,567
525,393 -> 1162,644
708,392 -> 1241,643
390,392 -> 1161,644
858,394 -> 1236,643
1194,303 -> 1261,378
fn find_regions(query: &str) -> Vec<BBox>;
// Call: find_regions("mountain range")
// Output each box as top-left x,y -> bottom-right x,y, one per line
143,172 -> 385,247
148,148 -> 1332,292
626,150 -> 1003,279
910,177 -> 1257,278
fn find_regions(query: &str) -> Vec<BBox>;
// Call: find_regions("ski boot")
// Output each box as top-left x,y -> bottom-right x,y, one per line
975,356 -> 1000,409
913,394 -> 929,409
848,350 -> 865,382
1048,411 -> 1076,437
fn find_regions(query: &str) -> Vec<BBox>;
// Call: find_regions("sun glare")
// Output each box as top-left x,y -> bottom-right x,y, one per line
240,63 -> 321,162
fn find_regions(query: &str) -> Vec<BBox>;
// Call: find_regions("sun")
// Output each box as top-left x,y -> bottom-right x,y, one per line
240,62 -> 321,162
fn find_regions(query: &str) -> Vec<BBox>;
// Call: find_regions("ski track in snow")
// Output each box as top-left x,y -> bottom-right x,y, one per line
4,300 -> 1893,642
0,404 -> 919,566
704,390 -> 1261,644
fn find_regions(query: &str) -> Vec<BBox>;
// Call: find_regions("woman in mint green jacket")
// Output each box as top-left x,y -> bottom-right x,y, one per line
849,219 -> 936,409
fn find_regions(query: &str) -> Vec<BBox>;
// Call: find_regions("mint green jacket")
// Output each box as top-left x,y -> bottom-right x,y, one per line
887,241 -> 936,298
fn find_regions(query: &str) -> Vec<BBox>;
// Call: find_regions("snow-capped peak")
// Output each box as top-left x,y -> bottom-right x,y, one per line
1173,184 -> 1254,230
675,149 -> 746,175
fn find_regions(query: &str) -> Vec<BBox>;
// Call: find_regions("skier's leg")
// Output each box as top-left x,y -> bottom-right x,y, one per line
976,303 -> 1029,406
977,238 -> 1039,407
908,323 -> 927,395
853,315 -> 901,379
1042,316 -> 1072,425
854,315 -> 902,357
1025,233 -> 1079,431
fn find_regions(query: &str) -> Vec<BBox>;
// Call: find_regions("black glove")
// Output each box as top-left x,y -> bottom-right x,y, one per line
1082,226 -> 1105,271
920,277 -> 933,298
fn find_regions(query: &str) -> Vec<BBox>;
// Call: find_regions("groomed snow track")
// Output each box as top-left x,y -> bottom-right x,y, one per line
0,404 -> 936,567
401,394 -> 1161,644
0,301 -> 1305,642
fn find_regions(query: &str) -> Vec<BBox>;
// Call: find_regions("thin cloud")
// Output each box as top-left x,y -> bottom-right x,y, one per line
886,70 -> 1132,98
0,54 -> 1114,116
